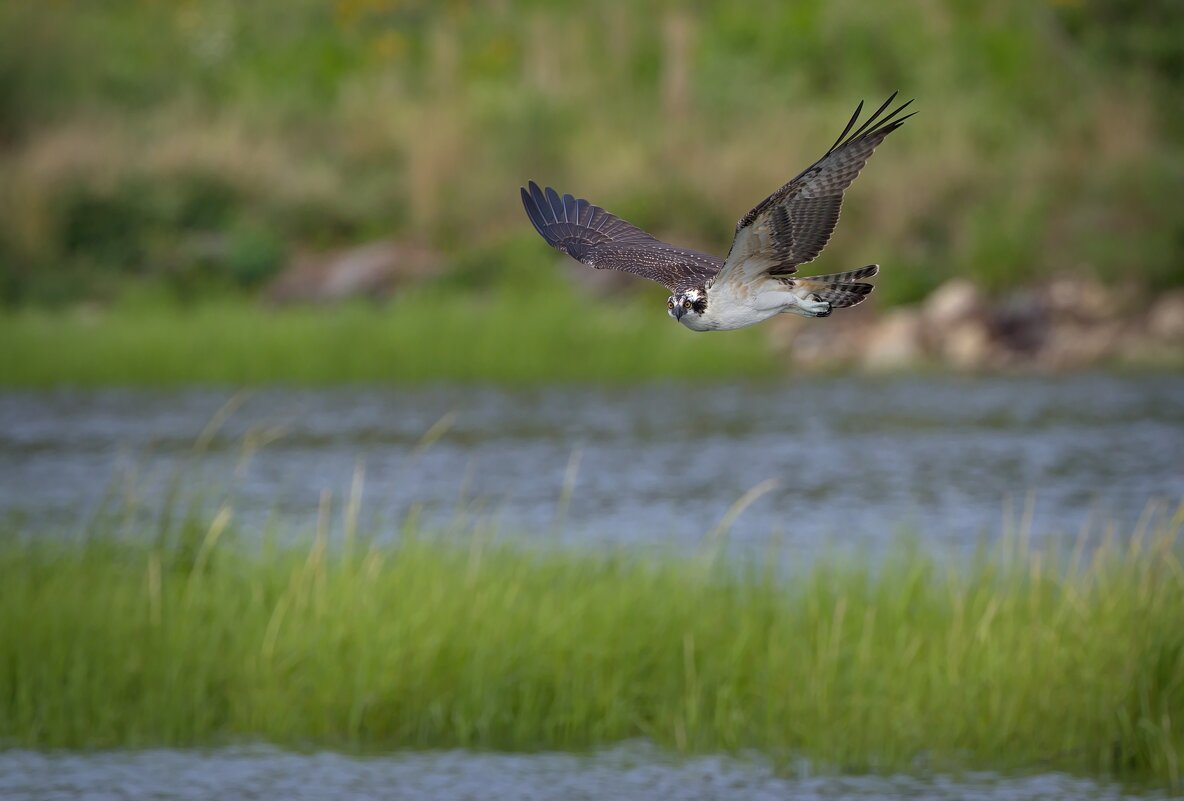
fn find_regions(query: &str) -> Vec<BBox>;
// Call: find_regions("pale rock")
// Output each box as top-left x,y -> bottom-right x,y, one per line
922,279 -> 984,331
1039,322 -> 1122,370
1147,290 -> 1184,342
941,322 -> 993,370
1043,275 -> 1114,322
788,326 -> 853,370
861,309 -> 924,371
265,240 -> 442,304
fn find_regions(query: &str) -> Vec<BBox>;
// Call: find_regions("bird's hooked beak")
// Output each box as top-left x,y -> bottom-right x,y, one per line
672,303 -> 684,321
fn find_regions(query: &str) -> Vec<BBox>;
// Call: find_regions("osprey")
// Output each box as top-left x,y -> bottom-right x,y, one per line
521,93 -> 914,331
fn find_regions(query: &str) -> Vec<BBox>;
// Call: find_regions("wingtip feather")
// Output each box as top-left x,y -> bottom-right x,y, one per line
544,186 -> 566,225
828,99 -> 865,154
830,93 -> 915,154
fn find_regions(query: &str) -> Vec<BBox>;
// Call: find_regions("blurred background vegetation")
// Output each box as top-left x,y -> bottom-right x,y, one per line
0,0 -> 1181,309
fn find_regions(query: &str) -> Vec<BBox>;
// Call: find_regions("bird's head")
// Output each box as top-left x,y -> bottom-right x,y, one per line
667,287 -> 707,324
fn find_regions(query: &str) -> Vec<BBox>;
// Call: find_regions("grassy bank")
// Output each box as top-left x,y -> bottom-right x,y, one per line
2,514 -> 1181,789
0,286 -> 777,386
2,2 -> 1182,306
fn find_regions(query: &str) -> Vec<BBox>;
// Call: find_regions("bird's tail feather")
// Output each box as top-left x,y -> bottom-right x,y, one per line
795,264 -> 879,309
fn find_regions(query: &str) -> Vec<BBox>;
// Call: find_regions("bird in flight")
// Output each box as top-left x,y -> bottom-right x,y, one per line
521,93 -> 914,331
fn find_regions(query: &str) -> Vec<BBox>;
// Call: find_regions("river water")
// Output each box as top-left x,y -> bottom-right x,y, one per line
0,743 -> 1168,801
1,374 -> 1180,552
2,373 -> 1182,799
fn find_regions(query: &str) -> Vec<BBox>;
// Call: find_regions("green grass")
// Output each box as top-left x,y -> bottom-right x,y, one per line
2,510 -> 1181,789
0,286 -> 778,386
2,1 -> 1182,306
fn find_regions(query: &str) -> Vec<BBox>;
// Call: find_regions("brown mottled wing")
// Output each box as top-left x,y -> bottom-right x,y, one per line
520,181 -> 721,293
716,93 -> 914,284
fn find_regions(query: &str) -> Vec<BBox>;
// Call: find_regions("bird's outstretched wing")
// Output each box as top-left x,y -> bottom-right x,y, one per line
715,93 -> 914,285
520,181 -> 721,293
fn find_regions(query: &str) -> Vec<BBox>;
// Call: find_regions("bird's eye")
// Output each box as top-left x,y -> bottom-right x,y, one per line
683,300 -> 692,310
667,299 -> 674,309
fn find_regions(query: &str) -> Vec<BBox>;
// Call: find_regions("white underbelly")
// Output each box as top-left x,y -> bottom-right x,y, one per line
681,279 -> 797,331
683,304 -> 777,331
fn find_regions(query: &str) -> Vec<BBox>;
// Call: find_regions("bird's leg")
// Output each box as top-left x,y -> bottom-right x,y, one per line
781,289 -> 833,318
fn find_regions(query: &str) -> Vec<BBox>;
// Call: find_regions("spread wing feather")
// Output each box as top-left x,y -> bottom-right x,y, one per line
718,93 -> 914,283
520,181 -> 721,293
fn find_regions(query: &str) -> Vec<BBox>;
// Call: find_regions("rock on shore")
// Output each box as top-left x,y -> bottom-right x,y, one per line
264,240 -> 442,304
769,277 -> 1183,372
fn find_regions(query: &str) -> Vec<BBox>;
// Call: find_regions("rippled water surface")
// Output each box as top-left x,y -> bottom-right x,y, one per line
2,374 -> 1182,797
0,744 -> 1168,801
1,374 -> 1180,551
